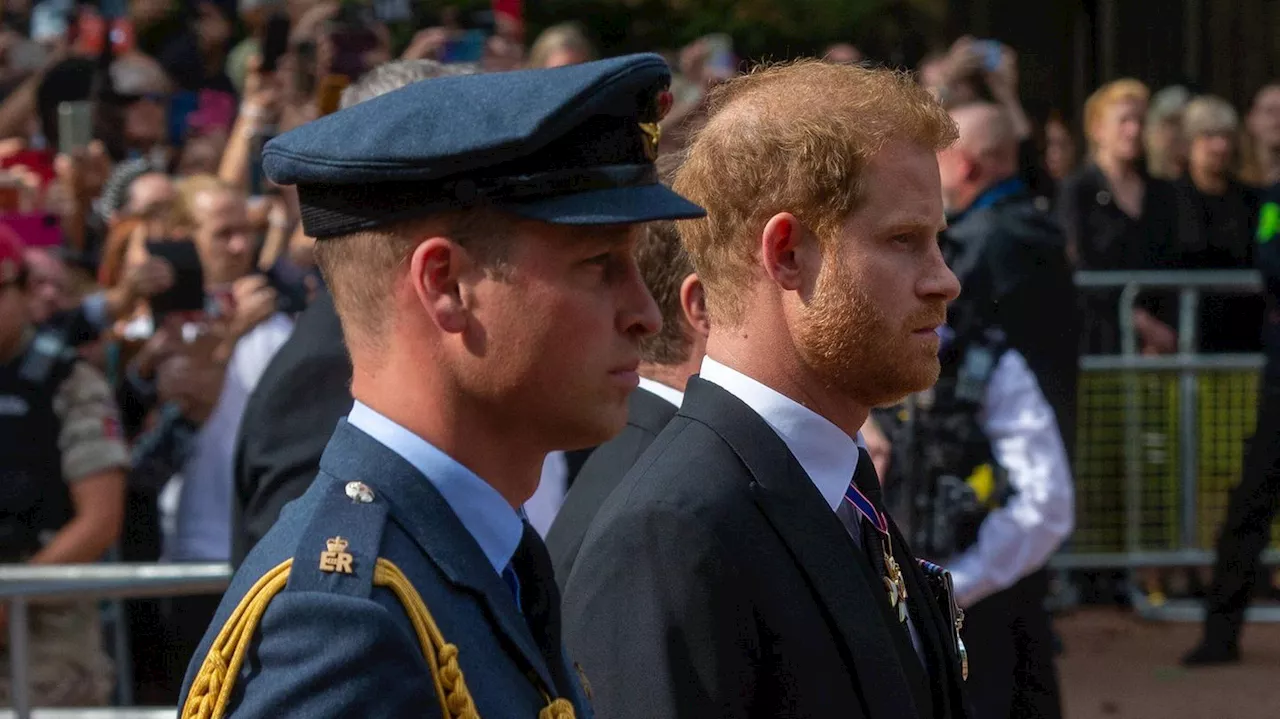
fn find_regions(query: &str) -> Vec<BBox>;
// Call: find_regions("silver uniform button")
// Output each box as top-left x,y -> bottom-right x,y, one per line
345,481 -> 375,504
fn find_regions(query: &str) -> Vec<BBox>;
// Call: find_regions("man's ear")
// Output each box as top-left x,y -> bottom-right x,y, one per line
409,236 -> 473,334
679,273 -> 710,338
760,212 -> 817,292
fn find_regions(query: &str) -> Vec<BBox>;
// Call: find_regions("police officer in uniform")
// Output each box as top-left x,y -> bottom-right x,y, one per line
0,232 -> 130,707
874,319 -> 1074,719
178,54 -> 704,718
1185,183 -> 1280,666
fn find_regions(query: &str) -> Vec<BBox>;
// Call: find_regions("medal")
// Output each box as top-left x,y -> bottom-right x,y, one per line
844,476 -> 909,624
882,545 -> 909,624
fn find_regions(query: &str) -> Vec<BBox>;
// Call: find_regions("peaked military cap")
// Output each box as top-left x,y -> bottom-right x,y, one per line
263,53 -> 706,239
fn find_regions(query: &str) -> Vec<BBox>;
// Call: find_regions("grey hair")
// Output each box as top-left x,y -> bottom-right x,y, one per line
340,60 -> 479,109
1183,95 -> 1239,137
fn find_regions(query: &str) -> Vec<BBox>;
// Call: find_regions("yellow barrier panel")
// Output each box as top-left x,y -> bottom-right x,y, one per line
1071,370 -> 1276,555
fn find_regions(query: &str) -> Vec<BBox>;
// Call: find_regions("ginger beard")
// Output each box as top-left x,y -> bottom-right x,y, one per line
796,256 -> 945,409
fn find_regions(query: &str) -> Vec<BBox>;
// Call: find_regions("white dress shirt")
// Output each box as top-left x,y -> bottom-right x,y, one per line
945,349 -> 1075,608
699,357 -> 859,509
525,451 -> 568,538
699,357 -> 921,653
637,376 -> 685,408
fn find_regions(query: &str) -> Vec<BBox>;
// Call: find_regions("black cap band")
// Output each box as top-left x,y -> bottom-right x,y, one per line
299,163 -> 660,238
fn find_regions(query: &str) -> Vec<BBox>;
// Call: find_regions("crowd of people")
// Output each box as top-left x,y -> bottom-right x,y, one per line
0,0 -> 1278,714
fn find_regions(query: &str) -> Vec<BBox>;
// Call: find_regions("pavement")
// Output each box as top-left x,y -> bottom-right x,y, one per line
1058,608 -> 1280,719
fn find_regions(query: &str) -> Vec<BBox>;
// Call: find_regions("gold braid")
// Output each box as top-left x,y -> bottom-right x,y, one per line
180,558 -> 575,719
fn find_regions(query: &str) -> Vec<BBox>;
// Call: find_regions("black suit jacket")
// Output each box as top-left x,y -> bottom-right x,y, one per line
545,386 -> 678,585
562,378 -> 969,719
231,288 -> 353,566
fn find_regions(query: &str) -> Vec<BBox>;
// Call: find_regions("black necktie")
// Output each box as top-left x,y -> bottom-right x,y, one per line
508,522 -> 573,694
851,450 -> 923,657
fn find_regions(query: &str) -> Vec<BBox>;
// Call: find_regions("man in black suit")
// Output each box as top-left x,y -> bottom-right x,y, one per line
231,60 -> 473,566
545,217 -> 709,583
562,61 -> 971,719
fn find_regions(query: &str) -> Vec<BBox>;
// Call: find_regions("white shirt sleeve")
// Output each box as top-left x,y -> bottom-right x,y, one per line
946,349 -> 1075,608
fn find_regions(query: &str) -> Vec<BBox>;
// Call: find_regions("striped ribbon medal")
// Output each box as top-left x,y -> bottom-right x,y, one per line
843,482 -> 909,623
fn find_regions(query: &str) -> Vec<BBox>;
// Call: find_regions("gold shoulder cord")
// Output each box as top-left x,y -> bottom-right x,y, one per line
180,558 -> 576,719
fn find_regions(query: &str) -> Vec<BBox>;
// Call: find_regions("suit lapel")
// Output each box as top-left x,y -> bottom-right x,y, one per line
679,379 -> 926,719
319,421 -> 557,695
892,523 -> 965,718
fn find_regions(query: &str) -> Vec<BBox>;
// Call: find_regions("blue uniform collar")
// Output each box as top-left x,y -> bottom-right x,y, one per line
949,176 -> 1026,224
346,401 -> 524,576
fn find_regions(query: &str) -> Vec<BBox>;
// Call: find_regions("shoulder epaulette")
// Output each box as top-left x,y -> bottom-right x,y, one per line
179,479 -> 578,719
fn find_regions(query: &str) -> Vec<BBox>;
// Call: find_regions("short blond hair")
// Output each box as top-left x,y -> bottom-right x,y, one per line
527,22 -> 595,68
171,174 -> 232,233
314,209 -> 510,352
1084,78 -> 1150,144
672,59 -> 957,325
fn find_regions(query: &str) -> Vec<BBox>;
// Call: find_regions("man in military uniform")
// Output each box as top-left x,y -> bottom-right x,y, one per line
231,59 -> 476,568
1186,182 -> 1280,666
178,54 -> 704,718
0,232 -> 130,708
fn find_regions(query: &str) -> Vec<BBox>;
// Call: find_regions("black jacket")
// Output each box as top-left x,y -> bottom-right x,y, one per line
562,378 -> 969,719
231,288 -> 353,566
544,386 -> 678,585
944,187 -> 1080,456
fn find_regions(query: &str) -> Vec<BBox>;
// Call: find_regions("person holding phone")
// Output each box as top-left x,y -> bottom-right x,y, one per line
135,178 -> 292,686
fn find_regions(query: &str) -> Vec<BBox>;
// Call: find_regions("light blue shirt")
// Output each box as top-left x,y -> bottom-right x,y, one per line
346,401 -> 524,578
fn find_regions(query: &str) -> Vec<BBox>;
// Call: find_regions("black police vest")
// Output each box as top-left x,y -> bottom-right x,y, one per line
0,332 -> 78,561
881,327 -> 1012,562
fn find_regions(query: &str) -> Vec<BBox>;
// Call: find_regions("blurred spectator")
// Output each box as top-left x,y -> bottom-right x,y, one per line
226,0 -> 284,96
1145,84 -> 1191,181
526,21 -> 594,69
1042,110 -> 1078,185
0,229 -> 127,708
923,36 -> 1032,141
823,42 -> 863,65
1240,82 -> 1280,188
98,51 -> 175,162
1171,95 -> 1264,353
1058,78 -> 1180,355
152,179 -> 290,687
23,244 -> 71,323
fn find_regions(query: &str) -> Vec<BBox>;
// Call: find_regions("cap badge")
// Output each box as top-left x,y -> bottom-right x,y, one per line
639,122 -> 661,161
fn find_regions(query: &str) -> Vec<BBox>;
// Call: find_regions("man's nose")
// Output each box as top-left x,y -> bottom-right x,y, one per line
619,258 -> 662,339
922,245 -> 961,302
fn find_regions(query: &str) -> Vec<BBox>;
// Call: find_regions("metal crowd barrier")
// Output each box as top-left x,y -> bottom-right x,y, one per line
1060,269 -> 1280,620
0,564 -> 230,719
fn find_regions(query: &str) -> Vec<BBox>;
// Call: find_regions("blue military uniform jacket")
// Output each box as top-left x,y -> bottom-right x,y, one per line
178,419 -> 593,718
